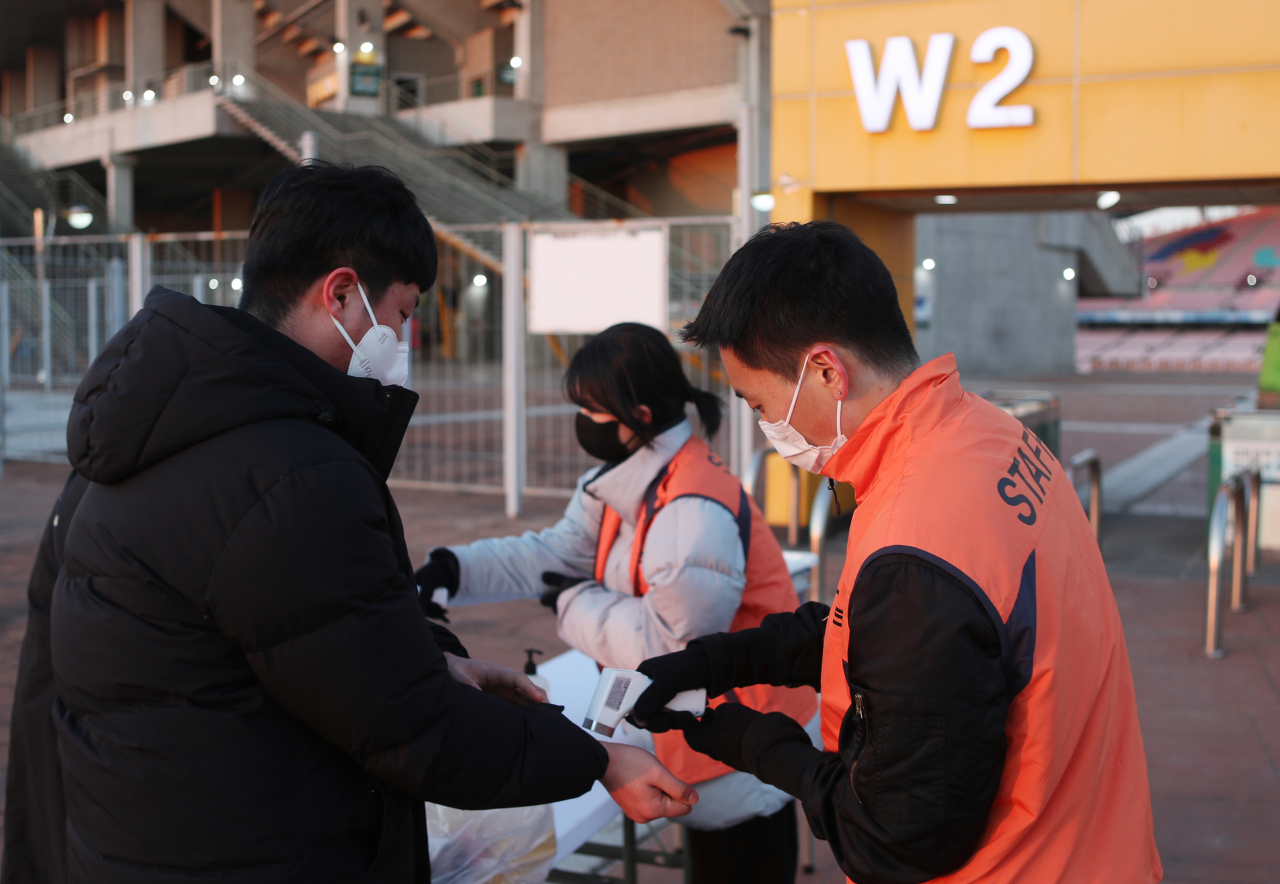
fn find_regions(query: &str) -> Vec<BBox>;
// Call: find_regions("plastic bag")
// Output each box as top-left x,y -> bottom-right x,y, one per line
425,802 -> 557,884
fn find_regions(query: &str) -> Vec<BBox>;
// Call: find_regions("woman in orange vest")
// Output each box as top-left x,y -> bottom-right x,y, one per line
415,323 -> 816,883
633,222 -> 1162,884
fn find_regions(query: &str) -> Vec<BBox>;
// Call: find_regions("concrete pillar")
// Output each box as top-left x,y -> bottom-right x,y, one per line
515,142 -> 567,204
1,70 -> 28,117
511,0 -> 568,204
124,0 -> 165,91
25,47 -> 60,111
211,0 -> 256,80
828,197 -> 917,337
335,0 -> 385,115
513,0 -> 543,103
104,154 -> 137,233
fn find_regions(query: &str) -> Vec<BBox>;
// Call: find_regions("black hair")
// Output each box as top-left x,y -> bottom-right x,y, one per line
564,323 -> 722,446
239,161 -> 437,327
681,221 -> 919,381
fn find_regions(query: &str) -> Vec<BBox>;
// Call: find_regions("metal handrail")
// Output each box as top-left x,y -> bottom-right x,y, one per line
1204,470 -> 1260,658
1068,449 -> 1102,540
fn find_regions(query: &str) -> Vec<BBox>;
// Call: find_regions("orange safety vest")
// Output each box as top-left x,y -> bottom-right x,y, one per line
820,355 -> 1161,884
595,435 -> 818,785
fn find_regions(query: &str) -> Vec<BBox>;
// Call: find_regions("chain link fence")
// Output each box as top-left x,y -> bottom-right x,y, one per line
2,219 -> 734,494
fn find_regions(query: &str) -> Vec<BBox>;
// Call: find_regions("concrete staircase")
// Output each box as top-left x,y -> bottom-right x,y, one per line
217,72 -> 581,265
0,115 -> 114,237
0,137 -> 54,237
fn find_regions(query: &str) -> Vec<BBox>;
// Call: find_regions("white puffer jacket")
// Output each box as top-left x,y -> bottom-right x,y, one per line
448,421 -> 749,670
445,421 -> 804,830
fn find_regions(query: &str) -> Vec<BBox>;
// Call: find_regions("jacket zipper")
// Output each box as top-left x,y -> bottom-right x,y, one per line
849,692 -> 868,803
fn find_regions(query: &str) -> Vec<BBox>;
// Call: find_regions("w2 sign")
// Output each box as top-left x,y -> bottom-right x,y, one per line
845,27 -> 1034,132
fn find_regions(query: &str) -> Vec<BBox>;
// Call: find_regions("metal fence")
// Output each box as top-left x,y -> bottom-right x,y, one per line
1,218 -> 735,498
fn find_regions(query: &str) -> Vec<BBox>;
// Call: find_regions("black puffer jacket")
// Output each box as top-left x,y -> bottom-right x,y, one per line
52,288 -> 606,883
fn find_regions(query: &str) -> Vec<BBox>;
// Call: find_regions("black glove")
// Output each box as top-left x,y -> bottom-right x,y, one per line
415,549 -> 460,620
630,644 -> 713,733
681,703 -> 761,772
540,571 -> 586,611
415,549 -> 459,595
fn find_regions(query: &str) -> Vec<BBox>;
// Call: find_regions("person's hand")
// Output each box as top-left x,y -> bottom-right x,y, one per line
444,653 -> 547,706
415,549 -> 459,597
540,571 -> 586,611
680,703 -> 761,772
631,645 -> 713,732
601,742 -> 699,823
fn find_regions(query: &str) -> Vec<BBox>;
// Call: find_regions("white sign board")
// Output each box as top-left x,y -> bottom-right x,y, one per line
528,226 -> 667,335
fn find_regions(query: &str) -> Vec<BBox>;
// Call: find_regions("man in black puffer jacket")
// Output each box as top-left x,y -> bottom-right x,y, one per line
46,163 -> 696,884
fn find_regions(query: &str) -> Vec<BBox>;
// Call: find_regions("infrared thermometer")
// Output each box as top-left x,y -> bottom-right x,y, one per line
582,668 -> 706,737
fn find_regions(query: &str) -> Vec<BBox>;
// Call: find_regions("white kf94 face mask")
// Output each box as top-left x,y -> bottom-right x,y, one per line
758,354 -> 847,474
330,282 -> 410,387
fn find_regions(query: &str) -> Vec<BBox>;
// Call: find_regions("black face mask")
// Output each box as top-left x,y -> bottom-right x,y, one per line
575,413 -> 635,464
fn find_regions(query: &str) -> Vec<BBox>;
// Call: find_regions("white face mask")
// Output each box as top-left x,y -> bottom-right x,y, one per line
330,282 -> 410,387
758,354 -> 847,474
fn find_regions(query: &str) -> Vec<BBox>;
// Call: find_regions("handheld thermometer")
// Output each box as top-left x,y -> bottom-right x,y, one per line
582,668 -> 706,737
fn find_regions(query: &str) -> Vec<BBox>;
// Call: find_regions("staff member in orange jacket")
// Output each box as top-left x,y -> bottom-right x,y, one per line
416,324 -> 816,883
633,221 -> 1162,884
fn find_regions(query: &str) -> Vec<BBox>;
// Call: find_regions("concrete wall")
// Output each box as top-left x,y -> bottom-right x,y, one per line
913,211 -> 1137,377
914,212 -> 1073,377
543,0 -> 737,107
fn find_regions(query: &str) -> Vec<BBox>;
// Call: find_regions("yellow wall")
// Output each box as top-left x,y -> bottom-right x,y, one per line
772,0 -> 1280,198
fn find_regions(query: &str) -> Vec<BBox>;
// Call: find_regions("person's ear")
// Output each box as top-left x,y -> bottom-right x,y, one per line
809,346 -> 850,401
321,268 -> 359,320
634,405 -> 654,425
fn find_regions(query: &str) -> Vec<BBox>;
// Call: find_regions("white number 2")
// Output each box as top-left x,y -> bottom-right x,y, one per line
966,26 -> 1034,129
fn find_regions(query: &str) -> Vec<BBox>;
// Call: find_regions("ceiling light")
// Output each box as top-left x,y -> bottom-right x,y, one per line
1147,276 -> 1158,289
1096,190 -> 1121,210
231,278 -> 243,291
66,208 -> 93,229
1247,274 -> 1258,286
232,74 -> 245,86
333,42 -> 346,53
360,41 -> 374,53
122,90 -> 133,100
1063,268 -> 1076,281
209,278 -> 219,290
510,56 -> 523,68
473,274 -> 487,287
208,75 -> 219,86
934,195 -> 958,205
921,258 -> 936,270
63,113 -> 74,123
142,89 -> 155,101
749,192 -> 776,212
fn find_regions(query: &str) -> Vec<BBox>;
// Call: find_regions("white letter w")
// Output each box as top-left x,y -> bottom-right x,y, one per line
845,34 -> 955,133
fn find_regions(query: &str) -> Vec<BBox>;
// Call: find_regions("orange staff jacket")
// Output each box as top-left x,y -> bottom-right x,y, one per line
820,355 -> 1161,883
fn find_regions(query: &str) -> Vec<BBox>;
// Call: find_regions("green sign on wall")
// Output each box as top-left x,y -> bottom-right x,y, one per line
350,63 -> 381,97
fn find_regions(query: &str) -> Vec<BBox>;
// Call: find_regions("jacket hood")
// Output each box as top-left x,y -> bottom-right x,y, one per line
68,287 -> 418,484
